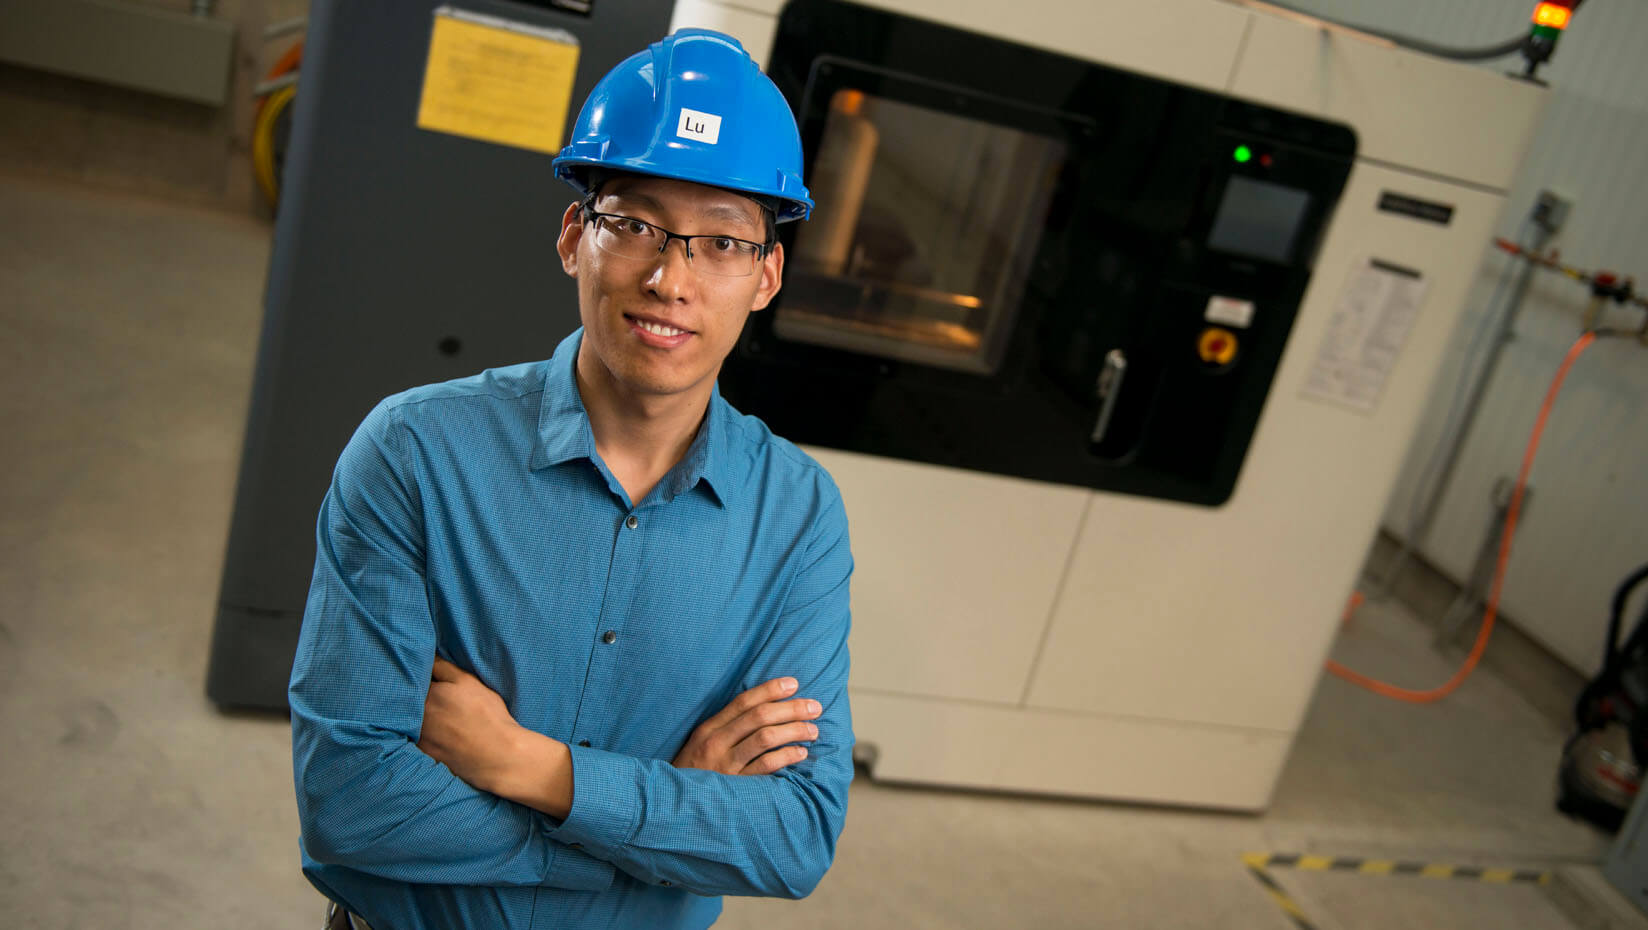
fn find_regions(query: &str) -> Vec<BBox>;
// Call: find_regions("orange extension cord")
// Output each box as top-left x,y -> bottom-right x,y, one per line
1328,330 -> 1601,703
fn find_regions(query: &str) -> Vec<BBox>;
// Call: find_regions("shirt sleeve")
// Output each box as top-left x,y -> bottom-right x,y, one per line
289,401 -> 614,892
546,481 -> 855,899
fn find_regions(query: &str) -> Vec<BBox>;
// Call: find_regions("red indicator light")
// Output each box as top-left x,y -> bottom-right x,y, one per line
1259,153 -> 1274,167
1532,2 -> 1572,29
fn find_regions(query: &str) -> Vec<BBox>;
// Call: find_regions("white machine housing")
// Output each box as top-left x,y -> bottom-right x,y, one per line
675,0 -> 1546,810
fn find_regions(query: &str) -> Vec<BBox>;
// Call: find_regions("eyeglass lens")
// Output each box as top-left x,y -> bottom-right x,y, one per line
593,216 -> 761,277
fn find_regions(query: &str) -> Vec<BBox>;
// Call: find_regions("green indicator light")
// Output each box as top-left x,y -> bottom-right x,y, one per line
1234,145 -> 1253,164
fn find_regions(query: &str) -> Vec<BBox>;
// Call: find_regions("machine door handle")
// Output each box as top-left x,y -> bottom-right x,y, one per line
1090,349 -> 1128,445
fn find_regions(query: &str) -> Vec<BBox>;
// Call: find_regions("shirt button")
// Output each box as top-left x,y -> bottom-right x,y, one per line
625,515 -> 639,530
602,630 -> 618,645
577,739 -> 591,747
660,880 -> 672,887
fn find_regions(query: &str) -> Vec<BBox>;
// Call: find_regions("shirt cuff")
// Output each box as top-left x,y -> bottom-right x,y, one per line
545,745 -> 642,859
543,835 -> 617,891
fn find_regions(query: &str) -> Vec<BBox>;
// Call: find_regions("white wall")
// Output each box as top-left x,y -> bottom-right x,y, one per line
1285,0 -> 1648,673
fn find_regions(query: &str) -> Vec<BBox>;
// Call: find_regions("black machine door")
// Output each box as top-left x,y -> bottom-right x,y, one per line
719,0 -> 1357,507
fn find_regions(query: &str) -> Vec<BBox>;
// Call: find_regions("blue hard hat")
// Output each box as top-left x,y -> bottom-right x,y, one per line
552,29 -> 813,222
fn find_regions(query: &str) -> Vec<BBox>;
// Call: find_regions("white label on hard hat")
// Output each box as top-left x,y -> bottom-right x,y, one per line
677,108 -> 722,145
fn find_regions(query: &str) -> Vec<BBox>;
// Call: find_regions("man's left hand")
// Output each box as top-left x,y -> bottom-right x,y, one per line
418,657 -> 531,796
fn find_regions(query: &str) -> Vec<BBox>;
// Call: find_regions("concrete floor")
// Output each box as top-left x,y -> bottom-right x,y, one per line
1,172 -> 1643,929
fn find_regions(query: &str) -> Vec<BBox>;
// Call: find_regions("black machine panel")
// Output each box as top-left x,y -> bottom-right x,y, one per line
206,0 -> 675,709
719,0 -> 1357,507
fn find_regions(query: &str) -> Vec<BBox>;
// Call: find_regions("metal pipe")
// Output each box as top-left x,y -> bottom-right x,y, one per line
253,72 -> 299,98
264,16 -> 308,40
1406,217 -> 1557,550
1233,0 -> 1526,61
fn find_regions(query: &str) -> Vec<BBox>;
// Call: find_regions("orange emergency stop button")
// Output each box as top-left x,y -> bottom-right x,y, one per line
1198,327 -> 1238,366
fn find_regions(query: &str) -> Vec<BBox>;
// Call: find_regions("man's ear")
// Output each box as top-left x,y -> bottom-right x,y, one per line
749,241 -> 784,312
556,202 -> 584,277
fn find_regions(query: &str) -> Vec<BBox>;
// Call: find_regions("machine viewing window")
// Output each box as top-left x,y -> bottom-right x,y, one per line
777,89 -> 1067,375
1206,176 -> 1313,264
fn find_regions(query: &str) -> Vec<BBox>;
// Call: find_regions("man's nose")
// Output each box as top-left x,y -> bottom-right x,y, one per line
645,238 -> 696,301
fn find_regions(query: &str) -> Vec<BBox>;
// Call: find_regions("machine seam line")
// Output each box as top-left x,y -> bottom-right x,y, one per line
1225,15 -> 1257,91
853,685 -> 1291,738
1015,495 -> 1095,708
1355,155 -> 1509,197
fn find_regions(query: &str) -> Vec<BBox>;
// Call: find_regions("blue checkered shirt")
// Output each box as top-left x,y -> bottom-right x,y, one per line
289,330 -> 854,929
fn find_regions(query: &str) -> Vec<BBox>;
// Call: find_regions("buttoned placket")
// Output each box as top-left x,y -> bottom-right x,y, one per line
566,505 -> 649,750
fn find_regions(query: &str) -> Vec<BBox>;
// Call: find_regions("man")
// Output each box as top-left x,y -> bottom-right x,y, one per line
289,29 -> 853,929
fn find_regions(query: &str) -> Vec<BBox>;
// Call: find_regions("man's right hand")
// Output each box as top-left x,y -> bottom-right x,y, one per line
671,677 -> 822,776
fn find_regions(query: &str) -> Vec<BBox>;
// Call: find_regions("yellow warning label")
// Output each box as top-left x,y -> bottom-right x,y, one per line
416,8 -> 580,155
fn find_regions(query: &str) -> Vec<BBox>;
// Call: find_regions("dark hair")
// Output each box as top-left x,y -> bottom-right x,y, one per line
576,169 -> 777,253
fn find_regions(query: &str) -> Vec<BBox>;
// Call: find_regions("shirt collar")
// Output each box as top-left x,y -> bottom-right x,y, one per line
531,329 -> 735,508
532,330 -> 598,471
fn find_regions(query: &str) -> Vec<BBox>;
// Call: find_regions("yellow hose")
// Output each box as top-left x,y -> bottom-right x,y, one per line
252,84 -> 297,207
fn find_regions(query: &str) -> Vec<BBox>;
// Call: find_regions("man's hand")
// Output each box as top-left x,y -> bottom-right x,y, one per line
419,657 -> 534,797
417,657 -> 574,817
672,677 -> 821,776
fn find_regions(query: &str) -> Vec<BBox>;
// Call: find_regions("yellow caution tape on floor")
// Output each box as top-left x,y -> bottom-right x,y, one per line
1242,852 -> 1554,930
1246,864 -> 1321,930
1245,853 -> 1552,884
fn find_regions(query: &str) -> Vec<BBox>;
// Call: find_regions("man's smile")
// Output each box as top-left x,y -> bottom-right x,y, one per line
624,312 -> 696,348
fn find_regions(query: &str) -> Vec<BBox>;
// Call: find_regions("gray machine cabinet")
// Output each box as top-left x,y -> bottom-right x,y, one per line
207,0 -> 676,709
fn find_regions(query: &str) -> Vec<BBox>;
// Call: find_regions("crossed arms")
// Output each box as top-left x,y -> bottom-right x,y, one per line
289,404 -> 853,898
